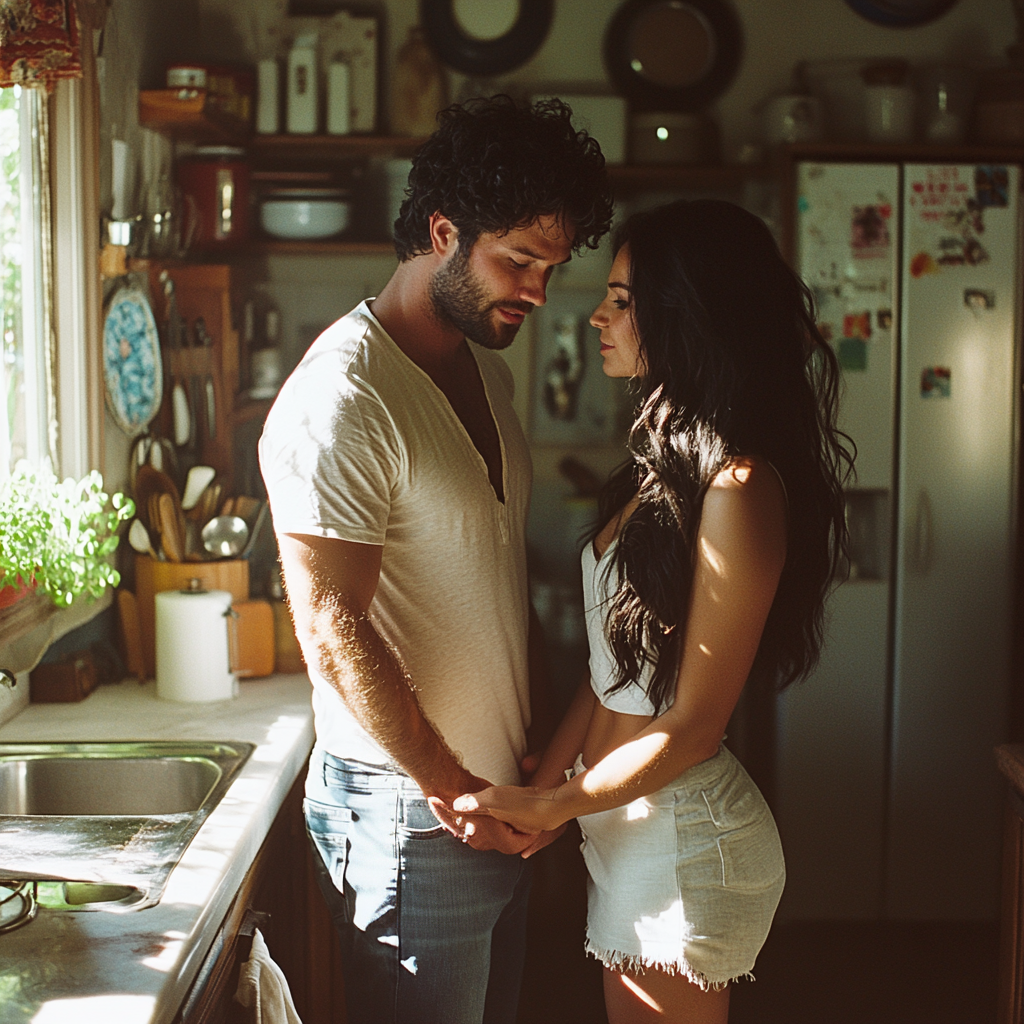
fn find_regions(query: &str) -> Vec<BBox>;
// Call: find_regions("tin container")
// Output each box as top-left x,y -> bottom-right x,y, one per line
176,146 -> 251,250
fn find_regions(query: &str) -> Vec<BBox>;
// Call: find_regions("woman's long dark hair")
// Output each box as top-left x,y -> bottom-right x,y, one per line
594,199 -> 853,712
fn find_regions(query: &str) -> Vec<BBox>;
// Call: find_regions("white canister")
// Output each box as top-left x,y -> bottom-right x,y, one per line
156,585 -> 238,702
864,85 -> 915,143
287,34 -> 319,134
760,94 -> 824,146
257,58 -> 280,135
327,59 -> 351,135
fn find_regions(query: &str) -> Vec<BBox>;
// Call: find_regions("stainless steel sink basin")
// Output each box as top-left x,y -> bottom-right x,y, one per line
0,741 -> 255,911
0,741 -> 252,816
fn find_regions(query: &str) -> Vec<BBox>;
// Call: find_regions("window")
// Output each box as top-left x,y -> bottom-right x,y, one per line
0,76 -> 99,483
0,85 -> 49,476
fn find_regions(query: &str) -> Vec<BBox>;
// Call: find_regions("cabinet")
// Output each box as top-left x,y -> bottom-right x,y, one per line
177,771 -> 347,1024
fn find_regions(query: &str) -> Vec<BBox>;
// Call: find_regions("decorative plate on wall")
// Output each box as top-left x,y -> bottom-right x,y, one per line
604,0 -> 744,112
420,0 -> 555,77
843,0 -> 959,26
102,286 -> 163,438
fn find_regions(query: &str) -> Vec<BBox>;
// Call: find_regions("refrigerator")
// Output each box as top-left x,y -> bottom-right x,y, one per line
776,160 -> 1021,921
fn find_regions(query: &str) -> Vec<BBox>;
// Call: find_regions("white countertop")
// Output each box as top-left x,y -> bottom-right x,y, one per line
0,674 -> 315,1024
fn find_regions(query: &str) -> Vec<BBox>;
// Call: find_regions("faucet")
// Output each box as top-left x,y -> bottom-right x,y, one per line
0,669 -> 16,690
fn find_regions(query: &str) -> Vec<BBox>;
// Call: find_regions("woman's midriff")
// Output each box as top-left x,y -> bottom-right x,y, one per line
581,700 -> 654,768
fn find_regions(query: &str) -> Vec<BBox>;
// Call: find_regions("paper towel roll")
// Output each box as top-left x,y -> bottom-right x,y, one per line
156,587 -> 238,702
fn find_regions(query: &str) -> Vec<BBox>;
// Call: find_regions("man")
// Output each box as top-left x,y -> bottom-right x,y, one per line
259,96 -> 613,1024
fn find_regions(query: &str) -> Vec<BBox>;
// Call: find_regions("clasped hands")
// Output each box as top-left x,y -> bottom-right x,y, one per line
428,778 -> 567,858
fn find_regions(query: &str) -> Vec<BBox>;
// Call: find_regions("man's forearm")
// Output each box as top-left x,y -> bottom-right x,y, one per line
305,603 -> 479,800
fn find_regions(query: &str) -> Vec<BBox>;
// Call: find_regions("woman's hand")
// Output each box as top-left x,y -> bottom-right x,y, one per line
451,784 -> 567,835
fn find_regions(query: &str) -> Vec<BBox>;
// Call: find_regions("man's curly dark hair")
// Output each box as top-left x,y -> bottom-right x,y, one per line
392,95 -> 614,262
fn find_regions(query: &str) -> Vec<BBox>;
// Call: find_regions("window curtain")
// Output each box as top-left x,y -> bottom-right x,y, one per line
0,0 -> 85,90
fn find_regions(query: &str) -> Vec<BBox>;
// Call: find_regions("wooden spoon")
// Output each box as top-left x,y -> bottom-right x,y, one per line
158,492 -> 184,562
117,589 -> 146,682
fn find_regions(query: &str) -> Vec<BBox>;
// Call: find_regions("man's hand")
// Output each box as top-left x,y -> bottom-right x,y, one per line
519,823 -> 567,859
427,796 -> 538,854
452,784 -> 566,834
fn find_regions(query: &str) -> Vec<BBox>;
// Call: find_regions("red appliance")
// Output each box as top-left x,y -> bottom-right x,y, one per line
176,146 -> 251,250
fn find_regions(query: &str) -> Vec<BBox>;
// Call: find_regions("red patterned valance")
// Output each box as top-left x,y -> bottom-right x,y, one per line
0,0 -> 81,91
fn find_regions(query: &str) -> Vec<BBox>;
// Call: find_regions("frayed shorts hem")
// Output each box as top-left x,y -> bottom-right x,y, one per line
584,938 -> 754,993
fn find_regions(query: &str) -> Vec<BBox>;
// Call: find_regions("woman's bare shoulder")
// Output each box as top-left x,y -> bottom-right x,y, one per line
702,457 -> 788,561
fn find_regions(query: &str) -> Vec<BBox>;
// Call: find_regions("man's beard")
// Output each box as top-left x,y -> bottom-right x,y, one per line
428,246 -> 527,351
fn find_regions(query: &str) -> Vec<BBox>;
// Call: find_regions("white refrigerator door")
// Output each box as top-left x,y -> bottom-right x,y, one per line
888,163 -> 1020,919
776,162 -> 899,919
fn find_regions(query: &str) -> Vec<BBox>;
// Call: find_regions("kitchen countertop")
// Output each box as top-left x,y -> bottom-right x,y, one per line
0,673 -> 314,1024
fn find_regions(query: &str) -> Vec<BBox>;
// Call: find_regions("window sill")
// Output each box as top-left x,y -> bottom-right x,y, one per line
0,588 -> 112,676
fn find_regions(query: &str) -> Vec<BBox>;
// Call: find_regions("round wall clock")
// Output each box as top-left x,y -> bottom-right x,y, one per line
102,285 -> 162,438
420,0 -> 554,77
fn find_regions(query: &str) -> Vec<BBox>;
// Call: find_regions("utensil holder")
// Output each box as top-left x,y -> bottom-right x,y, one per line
135,554 -> 248,677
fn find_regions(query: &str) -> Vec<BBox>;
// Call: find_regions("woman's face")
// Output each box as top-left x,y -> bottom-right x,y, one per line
590,244 -> 643,378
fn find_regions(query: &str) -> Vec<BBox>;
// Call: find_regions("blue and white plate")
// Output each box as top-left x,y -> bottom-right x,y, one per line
103,286 -> 162,438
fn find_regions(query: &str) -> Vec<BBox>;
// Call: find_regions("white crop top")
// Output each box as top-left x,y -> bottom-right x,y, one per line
581,538 -> 663,717
582,460 -> 787,718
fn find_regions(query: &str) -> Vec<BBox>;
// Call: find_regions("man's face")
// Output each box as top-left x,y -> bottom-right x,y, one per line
429,214 -> 575,350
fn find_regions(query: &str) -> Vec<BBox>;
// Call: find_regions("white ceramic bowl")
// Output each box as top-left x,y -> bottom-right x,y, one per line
260,190 -> 350,240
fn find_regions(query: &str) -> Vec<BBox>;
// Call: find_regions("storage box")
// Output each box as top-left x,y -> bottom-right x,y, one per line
135,555 -> 249,677
30,650 -> 98,703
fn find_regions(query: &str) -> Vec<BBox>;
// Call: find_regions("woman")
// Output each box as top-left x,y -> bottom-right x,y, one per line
452,199 -> 852,1022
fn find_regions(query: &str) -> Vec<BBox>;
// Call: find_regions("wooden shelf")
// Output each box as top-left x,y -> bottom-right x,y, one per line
607,162 -> 772,193
247,134 -> 426,158
779,140 -> 1024,164
139,89 -> 251,144
247,238 -> 397,256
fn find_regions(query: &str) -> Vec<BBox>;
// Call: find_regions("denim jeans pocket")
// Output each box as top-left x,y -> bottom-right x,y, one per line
398,794 -> 448,840
714,809 -> 785,891
305,796 -> 354,892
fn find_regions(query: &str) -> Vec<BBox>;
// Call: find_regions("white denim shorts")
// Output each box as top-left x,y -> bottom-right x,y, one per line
574,743 -> 785,991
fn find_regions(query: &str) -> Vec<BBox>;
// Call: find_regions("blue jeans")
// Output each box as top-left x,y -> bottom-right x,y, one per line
304,748 -> 533,1024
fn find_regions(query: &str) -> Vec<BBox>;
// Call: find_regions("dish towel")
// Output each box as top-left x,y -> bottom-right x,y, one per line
234,928 -> 303,1024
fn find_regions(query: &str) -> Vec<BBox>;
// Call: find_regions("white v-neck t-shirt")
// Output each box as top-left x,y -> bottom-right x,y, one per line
259,300 -> 532,786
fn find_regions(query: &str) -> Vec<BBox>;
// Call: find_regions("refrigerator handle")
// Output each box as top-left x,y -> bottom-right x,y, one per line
910,488 -> 934,574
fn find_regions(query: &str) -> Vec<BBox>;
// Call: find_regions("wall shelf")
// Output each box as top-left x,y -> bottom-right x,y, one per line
139,89 -> 251,144
607,162 -> 772,193
247,134 -> 426,158
247,239 -> 397,256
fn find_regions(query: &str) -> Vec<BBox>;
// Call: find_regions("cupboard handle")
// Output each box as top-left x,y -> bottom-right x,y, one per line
912,488 -> 933,574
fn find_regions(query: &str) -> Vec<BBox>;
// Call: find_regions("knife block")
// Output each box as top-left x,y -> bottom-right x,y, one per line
135,554 -> 249,678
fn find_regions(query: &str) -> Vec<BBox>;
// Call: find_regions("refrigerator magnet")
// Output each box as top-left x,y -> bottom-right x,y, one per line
910,251 -> 939,278
877,309 -> 893,330
921,367 -> 951,398
842,311 -> 872,339
964,289 -> 995,311
839,338 -> 867,371
851,205 -> 890,256
975,166 -> 1009,208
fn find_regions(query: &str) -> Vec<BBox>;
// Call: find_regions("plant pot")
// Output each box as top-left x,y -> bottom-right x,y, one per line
0,577 -> 36,609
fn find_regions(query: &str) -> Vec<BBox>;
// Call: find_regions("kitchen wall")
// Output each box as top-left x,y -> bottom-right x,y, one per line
100,0 -> 1019,487
97,0 -> 1018,667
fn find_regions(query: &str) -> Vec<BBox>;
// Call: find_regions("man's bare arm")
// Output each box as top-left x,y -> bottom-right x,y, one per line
278,532 -> 534,853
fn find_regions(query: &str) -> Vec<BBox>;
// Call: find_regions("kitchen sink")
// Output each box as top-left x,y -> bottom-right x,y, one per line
0,741 -> 255,912
0,741 -> 252,816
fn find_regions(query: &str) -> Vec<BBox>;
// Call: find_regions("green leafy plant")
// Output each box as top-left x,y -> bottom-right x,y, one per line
0,461 -> 135,607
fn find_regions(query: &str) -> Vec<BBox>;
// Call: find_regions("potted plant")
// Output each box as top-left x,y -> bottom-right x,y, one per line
0,460 -> 135,608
